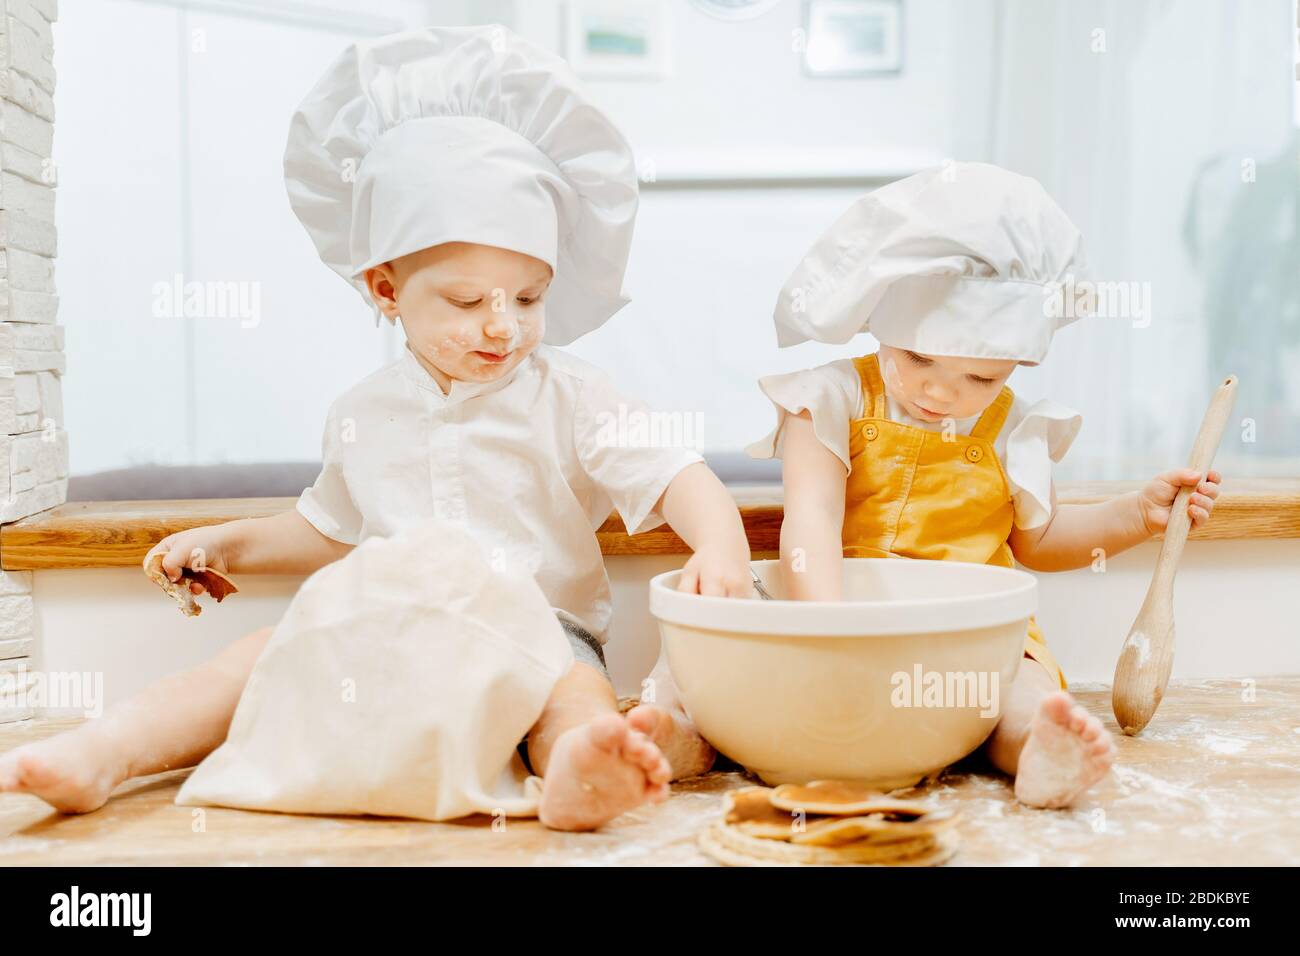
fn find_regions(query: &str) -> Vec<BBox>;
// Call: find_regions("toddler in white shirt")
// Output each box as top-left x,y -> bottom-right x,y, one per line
0,27 -> 753,831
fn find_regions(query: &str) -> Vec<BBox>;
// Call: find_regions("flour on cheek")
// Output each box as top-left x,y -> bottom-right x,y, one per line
516,315 -> 543,351
881,353 -> 908,401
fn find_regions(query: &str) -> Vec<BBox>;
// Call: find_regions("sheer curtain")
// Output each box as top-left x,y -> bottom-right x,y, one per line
979,0 -> 1298,480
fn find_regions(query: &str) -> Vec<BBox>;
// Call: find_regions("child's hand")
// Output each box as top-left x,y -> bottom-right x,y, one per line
144,526 -> 237,596
677,548 -> 755,599
1138,468 -> 1222,535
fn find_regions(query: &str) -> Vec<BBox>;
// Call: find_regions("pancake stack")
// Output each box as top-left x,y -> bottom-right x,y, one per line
699,780 -> 959,867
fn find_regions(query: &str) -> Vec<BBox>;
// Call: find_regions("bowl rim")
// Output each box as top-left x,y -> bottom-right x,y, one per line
649,558 -> 1037,636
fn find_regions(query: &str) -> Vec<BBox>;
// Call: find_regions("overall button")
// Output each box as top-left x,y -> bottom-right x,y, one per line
965,445 -> 984,462
862,424 -> 879,441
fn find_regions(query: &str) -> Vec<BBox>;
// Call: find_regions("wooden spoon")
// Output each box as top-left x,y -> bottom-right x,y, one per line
1112,373 -> 1238,735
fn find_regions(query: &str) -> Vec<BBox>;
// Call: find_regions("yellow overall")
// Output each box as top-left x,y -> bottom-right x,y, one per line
842,352 -> 1067,688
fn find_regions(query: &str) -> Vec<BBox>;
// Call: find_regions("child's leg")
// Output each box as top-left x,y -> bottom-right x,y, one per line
983,656 -> 1116,808
531,661 -> 672,831
0,624 -> 274,813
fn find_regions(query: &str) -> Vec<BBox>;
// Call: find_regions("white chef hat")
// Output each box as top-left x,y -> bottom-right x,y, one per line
283,25 -> 640,345
773,162 -> 1092,365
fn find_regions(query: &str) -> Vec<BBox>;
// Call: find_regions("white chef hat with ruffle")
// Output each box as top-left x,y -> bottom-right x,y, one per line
773,162 -> 1092,365
283,25 -> 640,345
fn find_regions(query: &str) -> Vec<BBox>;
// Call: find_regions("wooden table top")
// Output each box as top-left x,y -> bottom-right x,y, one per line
2,678 -> 1296,866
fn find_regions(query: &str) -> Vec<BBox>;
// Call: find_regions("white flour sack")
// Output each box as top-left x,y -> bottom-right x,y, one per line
175,518 -> 574,821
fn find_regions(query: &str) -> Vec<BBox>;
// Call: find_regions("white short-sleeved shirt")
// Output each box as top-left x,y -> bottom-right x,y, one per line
297,342 -> 704,642
744,358 -> 1082,530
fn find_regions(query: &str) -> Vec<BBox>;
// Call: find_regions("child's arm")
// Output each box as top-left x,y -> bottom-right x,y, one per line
643,462 -> 752,713
778,411 -> 847,601
224,509 -> 355,574
1009,467 -> 1222,572
147,510 -> 354,594
658,462 -> 753,597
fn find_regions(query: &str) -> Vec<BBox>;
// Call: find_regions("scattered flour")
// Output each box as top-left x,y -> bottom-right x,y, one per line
1111,765 -> 1201,807
1200,734 -> 1248,755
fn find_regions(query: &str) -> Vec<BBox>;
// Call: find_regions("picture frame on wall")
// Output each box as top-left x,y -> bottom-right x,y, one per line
563,0 -> 672,79
688,0 -> 785,20
802,0 -> 904,77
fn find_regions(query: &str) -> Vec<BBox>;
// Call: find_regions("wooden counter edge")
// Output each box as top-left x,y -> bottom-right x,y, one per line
3,479 -> 1298,570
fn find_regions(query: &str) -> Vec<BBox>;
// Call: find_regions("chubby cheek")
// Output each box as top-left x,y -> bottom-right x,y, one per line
947,386 -> 1004,419
884,355 -> 985,417
883,353 -> 931,406
421,322 -> 476,358
960,392 -> 995,418
881,353 -> 908,396
414,308 -> 546,380
514,310 -> 545,350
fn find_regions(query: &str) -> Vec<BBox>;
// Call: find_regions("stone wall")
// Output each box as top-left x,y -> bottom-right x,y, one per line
0,0 -> 60,722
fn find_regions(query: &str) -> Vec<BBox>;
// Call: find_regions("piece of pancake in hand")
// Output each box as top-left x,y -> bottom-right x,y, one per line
144,552 -> 239,617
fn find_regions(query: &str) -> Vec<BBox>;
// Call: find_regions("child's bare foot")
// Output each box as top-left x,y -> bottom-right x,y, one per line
626,703 -> 716,779
1014,691 -> 1115,808
0,727 -> 128,814
538,714 -> 671,831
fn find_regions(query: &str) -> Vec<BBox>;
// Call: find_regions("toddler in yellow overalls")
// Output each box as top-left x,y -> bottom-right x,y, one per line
748,164 -> 1222,807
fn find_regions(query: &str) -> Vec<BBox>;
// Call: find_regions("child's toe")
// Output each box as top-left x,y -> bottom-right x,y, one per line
647,755 -> 672,786
621,734 -> 651,763
628,736 -> 668,777
620,729 -> 652,758
15,752 -> 48,788
1040,691 -> 1072,724
1065,712 -> 1084,734
587,714 -> 628,753
626,704 -> 669,740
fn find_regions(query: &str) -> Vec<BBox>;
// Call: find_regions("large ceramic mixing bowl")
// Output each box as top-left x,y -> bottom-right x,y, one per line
649,558 -> 1036,788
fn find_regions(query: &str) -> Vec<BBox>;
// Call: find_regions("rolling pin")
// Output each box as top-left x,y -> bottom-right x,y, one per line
1111,373 -> 1238,735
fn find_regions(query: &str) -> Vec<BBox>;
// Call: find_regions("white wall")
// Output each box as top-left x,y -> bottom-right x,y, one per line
55,0 -> 986,478
53,0 -> 428,478
52,0 -> 1300,485
512,0 -> 995,163
513,1 -> 1001,454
